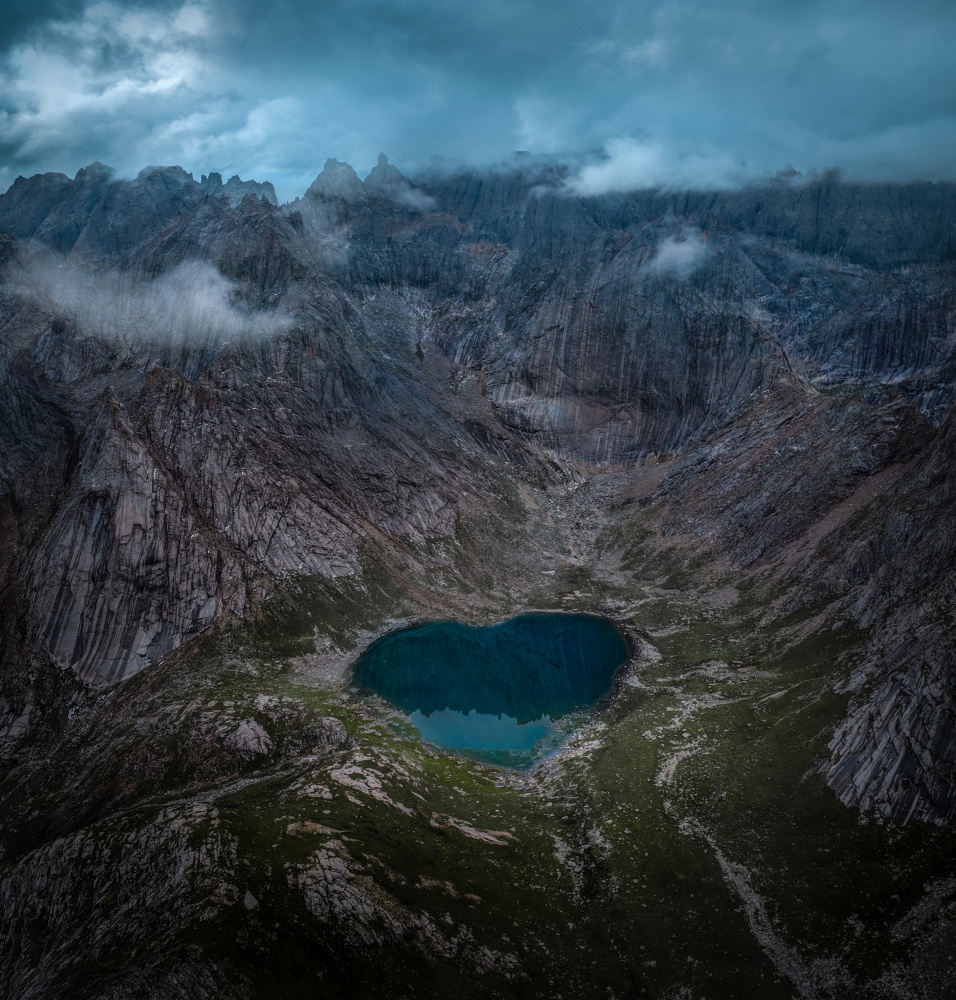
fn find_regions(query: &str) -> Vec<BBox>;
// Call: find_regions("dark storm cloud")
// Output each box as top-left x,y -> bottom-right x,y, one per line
0,0 -> 954,200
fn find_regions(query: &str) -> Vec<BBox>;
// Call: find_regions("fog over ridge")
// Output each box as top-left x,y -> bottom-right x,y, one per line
13,258 -> 294,347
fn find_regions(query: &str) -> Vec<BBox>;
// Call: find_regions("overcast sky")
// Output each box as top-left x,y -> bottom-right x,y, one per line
0,0 -> 954,201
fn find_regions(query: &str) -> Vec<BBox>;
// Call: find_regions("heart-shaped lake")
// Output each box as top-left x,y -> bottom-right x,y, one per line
353,612 -> 628,768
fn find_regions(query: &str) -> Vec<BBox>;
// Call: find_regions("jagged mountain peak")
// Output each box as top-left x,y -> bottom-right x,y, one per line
198,170 -> 278,205
135,164 -> 192,183
364,152 -> 409,192
74,162 -> 115,183
222,173 -> 278,205
306,158 -> 365,202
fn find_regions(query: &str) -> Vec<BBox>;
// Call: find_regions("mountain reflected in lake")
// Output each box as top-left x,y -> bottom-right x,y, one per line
354,612 -> 628,768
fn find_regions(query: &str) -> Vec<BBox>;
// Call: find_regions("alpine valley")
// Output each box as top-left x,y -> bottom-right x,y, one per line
1,154 -> 955,999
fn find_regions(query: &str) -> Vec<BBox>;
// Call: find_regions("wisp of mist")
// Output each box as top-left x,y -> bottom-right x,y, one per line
647,228 -> 711,281
19,259 -> 293,349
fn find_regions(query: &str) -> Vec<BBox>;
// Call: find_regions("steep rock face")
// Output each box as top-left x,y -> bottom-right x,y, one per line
0,235 -> 530,687
0,173 -> 75,246
2,163 -> 117,254
20,386 -> 246,682
610,383 -> 955,822
0,350 -> 60,495
132,191 -> 320,304
5,337 -> 488,683
306,158 -> 366,203
290,159 -> 367,234
425,168 -> 956,267
304,167 -> 956,463
817,405 -> 956,823
433,225 -> 781,465
643,388 -> 930,566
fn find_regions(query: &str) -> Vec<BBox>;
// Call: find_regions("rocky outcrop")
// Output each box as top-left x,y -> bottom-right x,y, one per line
817,404 -> 956,823
223,719 -> 273,757
0,802 -> 238,999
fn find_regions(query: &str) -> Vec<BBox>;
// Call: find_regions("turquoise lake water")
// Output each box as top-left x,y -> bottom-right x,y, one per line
353,612 -> 628,768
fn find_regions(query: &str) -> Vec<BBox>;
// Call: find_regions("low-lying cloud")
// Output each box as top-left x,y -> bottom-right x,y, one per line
20,259 -> 293,346
647,229 -> 710,281
568,140 -> 751,196
392,185 -> 438,213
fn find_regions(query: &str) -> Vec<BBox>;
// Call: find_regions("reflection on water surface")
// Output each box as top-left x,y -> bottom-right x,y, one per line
354,612 -> 627,768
